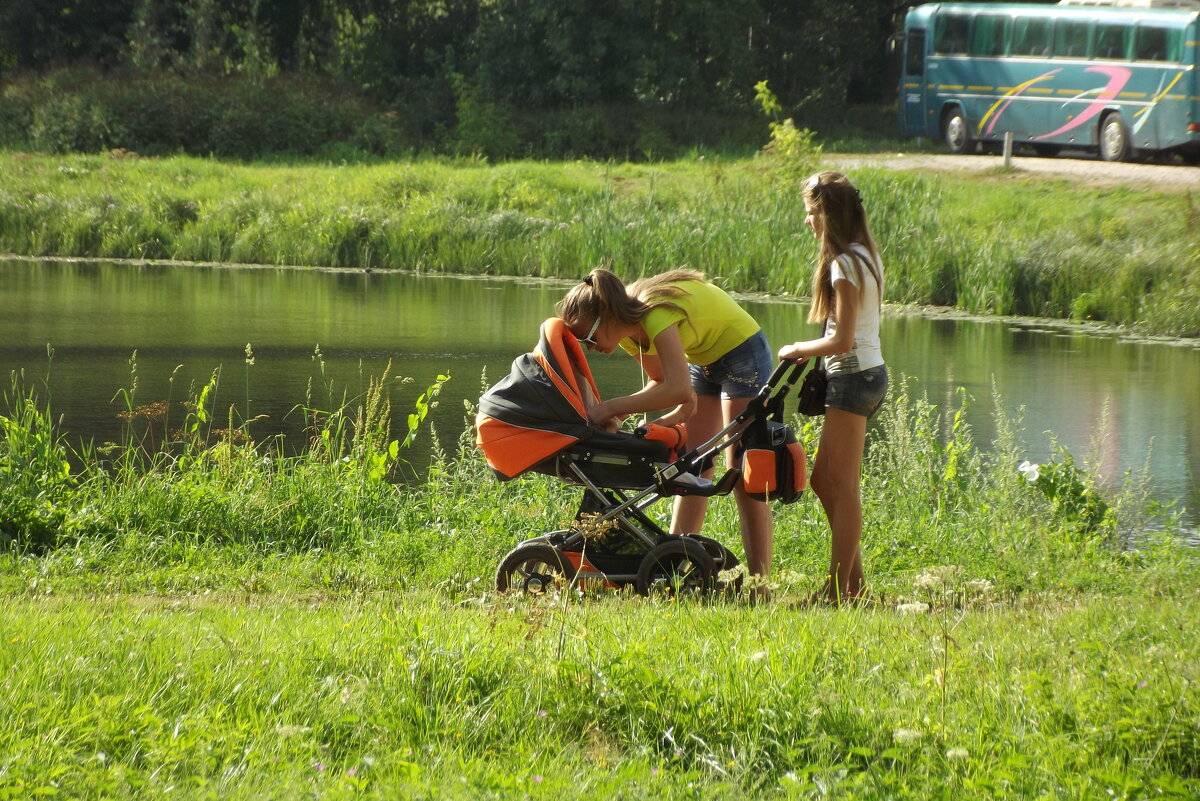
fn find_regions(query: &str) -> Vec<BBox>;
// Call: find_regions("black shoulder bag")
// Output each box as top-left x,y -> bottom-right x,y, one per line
795,357 -> 827,417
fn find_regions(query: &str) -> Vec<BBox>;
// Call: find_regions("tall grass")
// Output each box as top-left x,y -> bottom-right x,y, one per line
0,362 -> 1189,598
1,152 -> 1197,336
1,364 -> 1197,798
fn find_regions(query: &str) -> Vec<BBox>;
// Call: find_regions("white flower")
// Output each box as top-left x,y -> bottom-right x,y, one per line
893,728 -> 923,744
1018,460 -> 1041,482
897,602 -> 930,615
966,579 -> 994,596
749,651 -> 767,663
946,747 -> 970,760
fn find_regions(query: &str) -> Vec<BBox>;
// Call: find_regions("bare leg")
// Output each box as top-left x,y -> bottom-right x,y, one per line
809,407 -> 867,602
672,395 -> 773,582
671,394 -> 722,536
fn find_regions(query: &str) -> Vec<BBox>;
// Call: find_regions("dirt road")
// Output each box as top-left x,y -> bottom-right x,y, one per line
831,151 -> 1200,190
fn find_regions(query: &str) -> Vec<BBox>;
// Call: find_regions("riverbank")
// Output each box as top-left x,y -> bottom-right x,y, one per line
1,151 -> 1197,337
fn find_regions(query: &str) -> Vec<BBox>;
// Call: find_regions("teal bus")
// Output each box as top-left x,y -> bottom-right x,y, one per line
896,1 -> 1200,161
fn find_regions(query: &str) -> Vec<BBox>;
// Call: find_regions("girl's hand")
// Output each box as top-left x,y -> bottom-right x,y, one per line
585,399 -> 625,432
777,343 -> 808,362
649,398 -> 695,428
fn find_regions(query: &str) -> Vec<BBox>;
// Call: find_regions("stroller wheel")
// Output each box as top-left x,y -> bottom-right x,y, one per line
635,538 -> 717,598
495,544 -> 575,595
687,534 -> 743,595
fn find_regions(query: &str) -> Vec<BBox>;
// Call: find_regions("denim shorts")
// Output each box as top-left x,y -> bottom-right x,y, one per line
690,330 -> 773,400
826,364 -> 888,418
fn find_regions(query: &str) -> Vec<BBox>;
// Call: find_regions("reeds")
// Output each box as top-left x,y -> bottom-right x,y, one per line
2,152 -> 1196,335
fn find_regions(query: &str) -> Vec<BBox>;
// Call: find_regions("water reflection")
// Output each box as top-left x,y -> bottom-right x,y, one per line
1,258 -> 1196,525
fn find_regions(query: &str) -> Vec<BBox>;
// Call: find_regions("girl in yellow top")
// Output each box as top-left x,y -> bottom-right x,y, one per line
557,268 -> 774,581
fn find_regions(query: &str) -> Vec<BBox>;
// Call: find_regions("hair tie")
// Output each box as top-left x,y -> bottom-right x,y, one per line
582,275 -> 594,286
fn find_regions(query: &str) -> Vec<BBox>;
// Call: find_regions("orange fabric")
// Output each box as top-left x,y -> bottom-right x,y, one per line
475,413 -> 577,478
639,423 -> 687,460
787,441 -> 808,492
534,318 -> 601,419
742,448 -> 777,494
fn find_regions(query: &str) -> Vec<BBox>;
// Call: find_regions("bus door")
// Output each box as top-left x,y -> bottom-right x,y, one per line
901,28 -> 929,136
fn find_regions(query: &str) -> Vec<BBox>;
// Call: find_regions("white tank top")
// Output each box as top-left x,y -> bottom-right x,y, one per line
825,243 -> 884,376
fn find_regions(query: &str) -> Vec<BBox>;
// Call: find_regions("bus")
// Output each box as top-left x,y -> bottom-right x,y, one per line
896,0 -> 1200,162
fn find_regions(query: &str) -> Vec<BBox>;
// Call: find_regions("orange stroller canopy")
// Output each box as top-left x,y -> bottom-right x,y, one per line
475,318 -> 602,480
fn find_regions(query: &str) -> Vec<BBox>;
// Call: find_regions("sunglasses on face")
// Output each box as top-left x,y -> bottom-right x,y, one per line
577,316 -> 602,347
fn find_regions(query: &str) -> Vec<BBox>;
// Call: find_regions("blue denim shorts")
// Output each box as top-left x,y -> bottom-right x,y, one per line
826,364 -> 888,418
690,330 -> 773,400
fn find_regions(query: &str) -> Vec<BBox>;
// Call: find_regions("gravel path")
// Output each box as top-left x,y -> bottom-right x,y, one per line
830,151 -> 1200,190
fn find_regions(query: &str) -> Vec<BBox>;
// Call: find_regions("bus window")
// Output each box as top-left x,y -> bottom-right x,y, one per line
906,29 -> 926,75
1134,26 -> 1182,63
1053,20 -> 1090,58
1012,17 -> 1052,57
970,15 -> 1011,57
934,12 -> 970,55
1093,24 -> 1129,60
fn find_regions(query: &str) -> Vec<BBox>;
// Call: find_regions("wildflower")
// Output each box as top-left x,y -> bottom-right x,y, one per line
946,748 -> 969,760
915,572 -> 941,591
1018,460 -> 1040,482
893,728 -> 923,744
749,651 -> 768,663
533,775 -> 543,783
538,709 -> 548,717
651,768 -> 660,777
346,768 -> 358,778
966,579 -> 994,596
897,602 -> 930,615
315,762 -> 326,773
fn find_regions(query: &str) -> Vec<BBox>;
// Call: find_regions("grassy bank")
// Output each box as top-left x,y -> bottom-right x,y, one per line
1,151 -> 1198,336
2,361 -> 1198,797
1,592 -> 1196,800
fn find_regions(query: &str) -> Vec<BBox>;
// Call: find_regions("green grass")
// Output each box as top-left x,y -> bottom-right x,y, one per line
1,151 -> 1198,336
1,361 -> 1198,797
1,591 -> 1196,800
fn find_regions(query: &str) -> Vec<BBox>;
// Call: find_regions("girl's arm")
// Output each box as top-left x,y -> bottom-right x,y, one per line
588,323 -> 696,426
777,278 -> 859,361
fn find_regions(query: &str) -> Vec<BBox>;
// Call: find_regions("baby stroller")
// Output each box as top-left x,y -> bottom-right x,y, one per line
476,318 -> 809,597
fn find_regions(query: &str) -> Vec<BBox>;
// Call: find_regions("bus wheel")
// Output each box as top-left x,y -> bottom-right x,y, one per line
1099,113 -> 1133,162
942,107 -> 972,155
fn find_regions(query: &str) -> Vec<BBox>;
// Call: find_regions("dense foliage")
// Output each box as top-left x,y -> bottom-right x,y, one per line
0,0 -> 906,159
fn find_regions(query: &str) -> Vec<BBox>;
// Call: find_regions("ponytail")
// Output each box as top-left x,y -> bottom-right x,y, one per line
557,267 -> 698,332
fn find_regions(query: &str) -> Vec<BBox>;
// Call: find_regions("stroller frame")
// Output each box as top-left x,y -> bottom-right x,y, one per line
492,357 -> 808,597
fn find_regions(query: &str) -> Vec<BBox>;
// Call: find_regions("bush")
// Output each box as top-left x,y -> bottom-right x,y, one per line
0,67 -> 763,161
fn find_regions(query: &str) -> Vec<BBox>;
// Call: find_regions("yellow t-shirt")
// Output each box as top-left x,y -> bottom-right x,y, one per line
619,280 -> 760,366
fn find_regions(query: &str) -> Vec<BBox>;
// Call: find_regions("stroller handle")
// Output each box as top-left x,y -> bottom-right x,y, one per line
674,358 -> 807,470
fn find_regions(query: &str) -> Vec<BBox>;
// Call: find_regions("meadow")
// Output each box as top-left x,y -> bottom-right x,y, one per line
1,150 -> 1198,336
1,360 -> 1197,798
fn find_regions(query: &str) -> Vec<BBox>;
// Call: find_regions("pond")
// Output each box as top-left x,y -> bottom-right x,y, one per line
2,258 -> 1197,529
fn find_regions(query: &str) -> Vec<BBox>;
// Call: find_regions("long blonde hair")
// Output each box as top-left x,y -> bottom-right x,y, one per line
556,267 -> 699,331
804,171 -> 883,324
